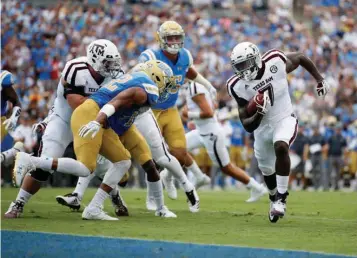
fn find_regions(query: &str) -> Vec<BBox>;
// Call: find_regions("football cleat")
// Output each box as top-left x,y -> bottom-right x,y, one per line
155,206 -> 177,218
269,192 -> 289,223
4,200 -> 24,219
246,184 -> 268,203
268,201 -> 280,223
146,196 -> 157,211
110,190 -> 129,216
82,206 -> 118,221
195,174 -> 211,190
12,152 -> 36,187
161,169 -> 177,200
56,193 -> 81,211
186,189 -> 200,213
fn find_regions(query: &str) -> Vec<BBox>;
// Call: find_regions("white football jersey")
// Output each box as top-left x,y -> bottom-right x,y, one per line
186,82 -> 219,134
53,56 -> 111,122
227,49 -> 293,125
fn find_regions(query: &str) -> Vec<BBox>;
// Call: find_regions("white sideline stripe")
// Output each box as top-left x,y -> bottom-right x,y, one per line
2,229 -> 355,258
2,199 -> 357,223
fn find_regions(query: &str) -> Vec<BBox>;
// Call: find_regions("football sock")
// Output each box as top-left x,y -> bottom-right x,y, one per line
74,173 -> 95,200
16,188 -> 32,204
147,180 -> 164,210
56,158 -> 91,177
247,177 -> 261,190
277,175 -> 289,194
88,188 -> 109,208
30,156 -> 54,171
264,173 -> 277,196
186,162 -> 205,180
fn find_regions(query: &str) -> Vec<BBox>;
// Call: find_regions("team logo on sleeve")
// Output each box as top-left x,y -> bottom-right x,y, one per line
270,65 -> 278,73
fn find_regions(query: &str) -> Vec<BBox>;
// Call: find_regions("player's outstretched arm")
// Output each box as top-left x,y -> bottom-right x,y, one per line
187,67 -> 217,100
95,87 -> 147,126
187,94 -> 214,119
285,52 -> 329,97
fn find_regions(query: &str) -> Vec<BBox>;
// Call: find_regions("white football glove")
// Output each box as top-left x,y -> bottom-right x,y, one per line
255,91 -> 270,116
3,106 -> 21,131
78,121 -> 101,139
316,80 -> 330,98
32,121 -> 47,134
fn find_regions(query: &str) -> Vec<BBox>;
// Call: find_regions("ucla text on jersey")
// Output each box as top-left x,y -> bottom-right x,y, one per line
139,48 -> 193,109
90,72 -> 159,135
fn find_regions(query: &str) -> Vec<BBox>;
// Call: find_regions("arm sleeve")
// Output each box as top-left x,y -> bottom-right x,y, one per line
141,83 -> 159,105
184,48 -> 194,67
1,72 -> 14,88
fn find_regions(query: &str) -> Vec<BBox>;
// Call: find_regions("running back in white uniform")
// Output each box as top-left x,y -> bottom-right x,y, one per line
185,82 -> 230,167
227,49 -> 298,176
41,56 -> 111,160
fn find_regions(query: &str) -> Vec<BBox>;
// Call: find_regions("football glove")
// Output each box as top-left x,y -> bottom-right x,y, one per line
78,121 -> 101,139
316,80 -> 330,98
255,91 -> 270,116
32,121 -> 47,134
3,106 -> 21,131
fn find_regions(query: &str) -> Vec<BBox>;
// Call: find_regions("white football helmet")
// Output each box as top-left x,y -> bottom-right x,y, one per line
87,39 -> 122,78
157,21 -> 185,54
230,42 -> 262,81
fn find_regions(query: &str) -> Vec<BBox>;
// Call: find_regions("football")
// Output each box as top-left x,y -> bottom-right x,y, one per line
247,93 -> 264,115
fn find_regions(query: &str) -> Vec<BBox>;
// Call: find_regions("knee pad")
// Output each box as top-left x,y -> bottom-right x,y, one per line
30,168 -> 51,182
103,160 -> 131,189
147,129 -> 162,149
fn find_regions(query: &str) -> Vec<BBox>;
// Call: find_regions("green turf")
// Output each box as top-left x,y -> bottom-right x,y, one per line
2,188 -> 357,256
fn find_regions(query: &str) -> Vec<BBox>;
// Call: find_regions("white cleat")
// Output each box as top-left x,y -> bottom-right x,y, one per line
146,196 -> 157,211
246,184 -> 268,203
271,199 -> 286,217
12,152 -> 36,187
161,170 -> 177,200
195,174 -> 211,190
155,206 -> 177,218
186,188 -> 200,213
4,201 -> 24,219
56,193 -> 81,211
82,206 -> 118,221
268,201 -> 280,223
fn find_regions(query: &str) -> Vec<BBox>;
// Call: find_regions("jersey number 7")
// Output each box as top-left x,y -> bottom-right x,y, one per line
258,84 -> 274,106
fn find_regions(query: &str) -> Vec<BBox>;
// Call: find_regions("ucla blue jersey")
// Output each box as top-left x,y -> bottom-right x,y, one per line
1,70 -> 14,116
90,72 -> 159,135
230,120 -> 245,146
139,48 -> 193,109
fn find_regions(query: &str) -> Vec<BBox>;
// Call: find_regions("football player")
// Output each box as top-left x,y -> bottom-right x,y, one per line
183,82 -> 267,201
227,42 -> 329,222
5,39 -> 123,218
138,21 -> 214,209
1,70 -> 24,166
9,60 -> 177,220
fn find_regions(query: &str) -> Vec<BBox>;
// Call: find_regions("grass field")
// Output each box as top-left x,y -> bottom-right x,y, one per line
2,188 -> 357,257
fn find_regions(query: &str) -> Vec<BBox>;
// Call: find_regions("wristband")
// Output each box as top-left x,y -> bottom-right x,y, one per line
188,111 -> 200,119
99,104 -> 115,118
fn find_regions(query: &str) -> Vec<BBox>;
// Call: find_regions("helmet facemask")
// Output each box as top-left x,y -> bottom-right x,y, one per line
162,34 -> 184,54
232,56 -> 260,81
101,57 -> 122,78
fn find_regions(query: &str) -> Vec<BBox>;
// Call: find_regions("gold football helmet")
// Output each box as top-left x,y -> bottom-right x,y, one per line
156,21 -> 185,54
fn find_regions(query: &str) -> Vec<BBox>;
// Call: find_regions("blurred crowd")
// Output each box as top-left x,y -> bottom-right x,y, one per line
1,0 -> 356,190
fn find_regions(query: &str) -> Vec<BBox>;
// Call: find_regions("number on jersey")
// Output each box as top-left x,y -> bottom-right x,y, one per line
258,84 -> 274,106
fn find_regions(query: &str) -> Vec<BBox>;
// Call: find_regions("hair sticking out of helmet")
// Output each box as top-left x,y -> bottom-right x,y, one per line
86,39 -> 122,79
157,21 -> 185,55
230,42 -> 262,81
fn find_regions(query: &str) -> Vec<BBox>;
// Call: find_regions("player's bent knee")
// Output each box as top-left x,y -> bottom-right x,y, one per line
274,141 -> 289,157
103,160 -> 131,189
142,160 -> 160,182
259,165 -> 275,176
30,169 -> 51,182
170,148 -> 188,164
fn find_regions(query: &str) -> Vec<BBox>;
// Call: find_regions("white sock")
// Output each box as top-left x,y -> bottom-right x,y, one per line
73,173 -> 95,200
277,175 -> 289,194
147,180 -> 164,211
88,188 -> 109,209
57,158 -> 91,177
186,162 -> 204,180
1,148 -> 18,166
246,177 -> 261,191
30,156 -> 53,171
16,188 -> 32,204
